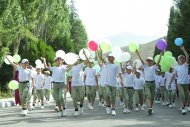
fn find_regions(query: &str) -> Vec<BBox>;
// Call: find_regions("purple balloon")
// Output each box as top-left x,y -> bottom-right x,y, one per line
156,39 -> 167,51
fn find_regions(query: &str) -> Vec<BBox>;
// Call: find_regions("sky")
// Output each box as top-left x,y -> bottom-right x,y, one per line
74,0 -> 174,40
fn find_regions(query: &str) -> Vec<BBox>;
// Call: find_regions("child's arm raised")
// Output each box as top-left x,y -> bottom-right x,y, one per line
181,46 -> 189,63
136,50 -> 145,65
155,51 -> 164,67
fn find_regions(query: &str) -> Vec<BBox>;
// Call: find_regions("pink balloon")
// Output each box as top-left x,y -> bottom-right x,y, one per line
88,40 -> 99,51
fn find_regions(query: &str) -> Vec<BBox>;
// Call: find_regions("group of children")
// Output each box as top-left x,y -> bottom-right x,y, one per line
5,45 -> 190,117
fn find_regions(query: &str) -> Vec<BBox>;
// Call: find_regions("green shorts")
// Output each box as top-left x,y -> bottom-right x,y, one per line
144,82 -> 156,102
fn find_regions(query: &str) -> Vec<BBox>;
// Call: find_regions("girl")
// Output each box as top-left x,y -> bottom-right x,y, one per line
123,65 -> 134,113
44,71 -> 52,104
84,61 -> 98,110
165,67 -> 177,108
155,69 -> 161,104
160,72 -> 166,105
133,70 -> 145,111
33,67 -> 45,109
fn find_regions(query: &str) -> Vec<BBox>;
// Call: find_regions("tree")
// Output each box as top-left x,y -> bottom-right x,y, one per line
69,0 -> 88,53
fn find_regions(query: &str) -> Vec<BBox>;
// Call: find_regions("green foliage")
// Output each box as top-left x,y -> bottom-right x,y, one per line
166,0 -> 190,60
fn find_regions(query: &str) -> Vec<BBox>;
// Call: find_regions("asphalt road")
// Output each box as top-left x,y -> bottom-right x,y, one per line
0,97 -> 190,127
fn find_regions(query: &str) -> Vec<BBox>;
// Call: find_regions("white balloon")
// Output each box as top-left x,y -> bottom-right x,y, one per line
35,59 -> 42,65
64,53 -> 78,65
133,59 -> 142,69
115,52 -> 131,62
56,50 -> 65,59
79,48 -> 90,60
4,55 -> 13,65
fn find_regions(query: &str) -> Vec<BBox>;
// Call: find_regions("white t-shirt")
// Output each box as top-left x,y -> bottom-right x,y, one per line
103,62 -> 121,87
17,67 -> 33,82
165,72 -> 176,90
160,76 -> 165,87
34,74 -> 44,90
133,77 -> 145,90
174,63 -> 190,84
143,65 -> 157,81
98,66 -> 106,87
50,65 -> 67,83
155,74 -> 161,88
70,63 -> 85,86
84,67 -> 97,86
123,73 -> 135,87
44,76 -> 52,90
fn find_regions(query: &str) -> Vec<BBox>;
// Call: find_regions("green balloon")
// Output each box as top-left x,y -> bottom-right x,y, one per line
100,40 -> 112,53
8,80 -> 19,90
154,55 -> 160,63
13,54 -> 21,63
164,51 -> 172,57
129,42 -> 139,53
161,64 -> 170,72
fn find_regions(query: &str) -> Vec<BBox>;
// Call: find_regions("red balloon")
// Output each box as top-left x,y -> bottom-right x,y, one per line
88,40 -> 98,51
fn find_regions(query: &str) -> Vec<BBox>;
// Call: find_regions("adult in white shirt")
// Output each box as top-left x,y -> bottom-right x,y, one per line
100,51 -> 123,116
170,46 -> 189,114
6,57 -> 34,116
84,62 -> 98,110
44,56 -> 67,117
164,67 -> 177,108
122,65 -> 135,113
136,50 -> 163,115
133,70 -> 145,111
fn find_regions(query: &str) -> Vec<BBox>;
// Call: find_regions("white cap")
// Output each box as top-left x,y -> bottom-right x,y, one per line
36,65 -> 41,69
178,55 -> 185,59
136,70 -> 142,74
146,57 -> 153,61
21,59 -> 29,64
126,65 -> 133,70
54,56 -> 63,61
108,53 -> 114,57
44,71 -> 50,75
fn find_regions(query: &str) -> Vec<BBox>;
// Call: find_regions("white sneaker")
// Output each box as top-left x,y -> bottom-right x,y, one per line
106,107 -> 111,114
123,108 -> 130,113
41,106 -> 44,109
135,107 -> 139,111
31,106 -> 35,110
79,107 -> 83,114
46,101 -> 50,104
143,104 -> 146,107
88,103 -> 92,109
186,106 -> 190,112
169,104 -> 172,108
140,106 -> 145,111
172,103 -> 176,107
102,103 -> 105,108
99,101 -> 102,107
155,100 -> 158,104
59,111 -> 63,117
182,108 -> 187,114
162,102 -> 165,106
157,101 -> 161,104
152,109 -> 155,114
62,110 -> 67,117
111,110 -> 116,116
74,111 -> 80,117
22,110 -> 27,116
55,106 -> 59,112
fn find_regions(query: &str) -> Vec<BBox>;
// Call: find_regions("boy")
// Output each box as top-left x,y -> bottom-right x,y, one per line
155,69 -> 161,104
44,71 -> 52,103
